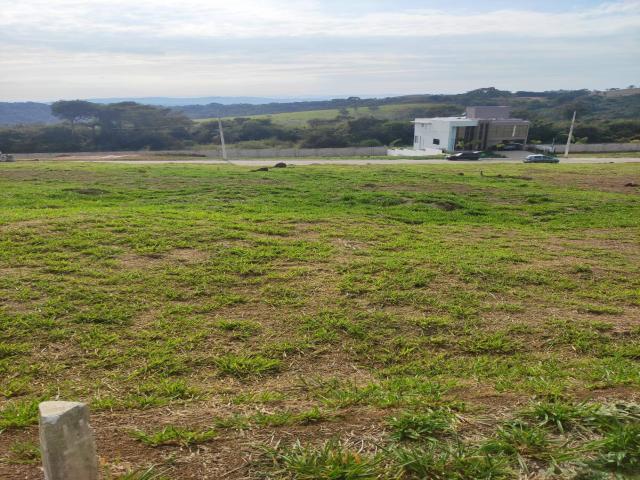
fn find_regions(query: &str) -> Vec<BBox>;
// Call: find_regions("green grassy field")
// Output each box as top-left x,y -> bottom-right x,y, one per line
1,162 -> 639,479
194,103 -> 444,126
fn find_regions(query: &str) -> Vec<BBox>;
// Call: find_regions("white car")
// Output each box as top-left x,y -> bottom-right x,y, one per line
524,154 -> 560,164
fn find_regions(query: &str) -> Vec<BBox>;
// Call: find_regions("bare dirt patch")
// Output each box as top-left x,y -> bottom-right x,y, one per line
541,171 -> 640,193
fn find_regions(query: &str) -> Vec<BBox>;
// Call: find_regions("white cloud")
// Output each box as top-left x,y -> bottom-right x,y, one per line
0,0 -> 638,99
1,0 -> 639,39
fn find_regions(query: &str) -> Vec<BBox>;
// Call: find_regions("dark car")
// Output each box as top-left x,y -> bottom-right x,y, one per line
524,154 -> 560,164
447,151 -> 481,161
501,143 -> 523,151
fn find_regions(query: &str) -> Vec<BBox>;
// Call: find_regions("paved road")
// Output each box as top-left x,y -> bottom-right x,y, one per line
12,151 -> 640,166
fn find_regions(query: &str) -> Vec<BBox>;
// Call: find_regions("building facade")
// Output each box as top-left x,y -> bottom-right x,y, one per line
413,106 -> 530,153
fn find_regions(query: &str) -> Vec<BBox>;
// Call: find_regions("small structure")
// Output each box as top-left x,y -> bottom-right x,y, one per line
0,151 -> 15,162
39,401 -> 99,480
413,106 -> 530,153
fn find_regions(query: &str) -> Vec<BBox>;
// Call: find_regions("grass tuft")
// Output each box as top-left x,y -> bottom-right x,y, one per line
390,441 -> 512,479
388,409 -> 455,441
0,399 -> 40,429
214,354 -> 282,378
268,440 -> 381,480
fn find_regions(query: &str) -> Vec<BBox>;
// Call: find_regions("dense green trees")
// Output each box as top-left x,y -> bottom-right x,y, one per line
0,100 -> 416,153
50,100 -> 98,127
1,93 -> 639,153
528,119 -> 640,144
0,101 -> 195,152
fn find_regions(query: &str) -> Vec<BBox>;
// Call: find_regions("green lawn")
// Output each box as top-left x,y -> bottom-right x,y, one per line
1,162 -> 639,479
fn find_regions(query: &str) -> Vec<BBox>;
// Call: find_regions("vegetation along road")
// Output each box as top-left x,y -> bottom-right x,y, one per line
1,162 -> 639,479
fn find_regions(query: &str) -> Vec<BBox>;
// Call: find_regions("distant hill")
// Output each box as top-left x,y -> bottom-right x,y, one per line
87,96 -> 336,106
175,87 -> 640,123
0,102 -> 57,126
597,87 -> 640,98
1,88 -> 639,126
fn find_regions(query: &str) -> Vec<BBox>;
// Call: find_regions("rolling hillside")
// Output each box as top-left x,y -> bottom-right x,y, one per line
196,103 -> 463,127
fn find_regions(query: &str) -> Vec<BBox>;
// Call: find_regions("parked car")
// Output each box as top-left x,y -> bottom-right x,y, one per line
447,151 -> 481,161
524,154 -> 560,164
501,143 -> 523,151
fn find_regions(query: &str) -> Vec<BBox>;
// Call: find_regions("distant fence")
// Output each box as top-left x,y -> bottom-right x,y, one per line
535,143 -> 640,153
14,146 -> 389,160
200,146 -> 388,158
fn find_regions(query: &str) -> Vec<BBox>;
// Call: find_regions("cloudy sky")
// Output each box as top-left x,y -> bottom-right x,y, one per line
1,0 -> 639,101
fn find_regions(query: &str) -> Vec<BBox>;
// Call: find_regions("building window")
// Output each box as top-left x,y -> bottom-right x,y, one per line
433,139 -> 440,145
414,136 -> 419,144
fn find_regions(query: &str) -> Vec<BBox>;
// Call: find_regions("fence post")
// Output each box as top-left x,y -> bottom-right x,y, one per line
39,401 -> 99,480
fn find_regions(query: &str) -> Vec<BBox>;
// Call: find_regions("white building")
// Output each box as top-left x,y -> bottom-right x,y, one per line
413,107 -> 530,153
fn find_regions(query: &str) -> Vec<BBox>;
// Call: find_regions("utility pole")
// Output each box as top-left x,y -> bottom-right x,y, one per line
217,117 -> 228,162
564,111 -> 577,158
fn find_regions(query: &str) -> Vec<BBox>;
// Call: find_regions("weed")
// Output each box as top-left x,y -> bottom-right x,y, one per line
390,441 -> 512,479
138,379 -> 200,401
214,354 -> 282,378
216,319 -> 261,338
0,378 -> 32,398
232,391 -> 286,405
590,423 -> 640,473
6,440 -> 40,464
482,421 -> 554,461
75,304 -> 136,325
571,264 -> 593,274
388,409 -> 455,441
268,440 -> 381,479
578,304 -> 624,316
414,315 -> 453,334
255,407 -> 329,427
0,342 -> 30,359
525,400 -> 599,433
463,332 -> 520,355
0,399 -> 40,429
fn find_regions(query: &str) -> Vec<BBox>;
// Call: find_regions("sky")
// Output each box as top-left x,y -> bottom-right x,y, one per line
0,0 -> 639,101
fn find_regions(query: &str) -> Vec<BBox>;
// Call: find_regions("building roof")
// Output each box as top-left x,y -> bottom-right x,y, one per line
415,106 -> 529,124
413,116 -> 529,124
413,117 -> 478,125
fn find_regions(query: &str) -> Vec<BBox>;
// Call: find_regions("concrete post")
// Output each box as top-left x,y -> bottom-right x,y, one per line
39,401 -> 99,480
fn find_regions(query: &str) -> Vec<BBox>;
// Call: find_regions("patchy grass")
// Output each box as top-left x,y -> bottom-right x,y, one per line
0,399 -> 40,429
266,440 -> 382,479
214,354 -> 282,378
4,440 -> 40,465
388,409 -> 456,441
0,161 -> 639,478
132,426 -> 217,447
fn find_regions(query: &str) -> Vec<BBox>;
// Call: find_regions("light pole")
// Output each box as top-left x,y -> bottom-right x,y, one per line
217,117 -> 228,162
564,111 -> 577,159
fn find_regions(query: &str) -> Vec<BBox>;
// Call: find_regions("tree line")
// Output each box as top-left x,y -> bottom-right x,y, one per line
0,101 -> 414,153
1,98 -> 639,153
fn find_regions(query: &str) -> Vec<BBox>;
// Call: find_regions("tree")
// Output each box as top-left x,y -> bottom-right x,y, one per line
50,100 -> 98,128
337,108 -> 351,119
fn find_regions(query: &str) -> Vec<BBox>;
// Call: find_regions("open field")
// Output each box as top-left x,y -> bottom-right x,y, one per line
194,103 -> 442,126
1,162 -> 640,479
